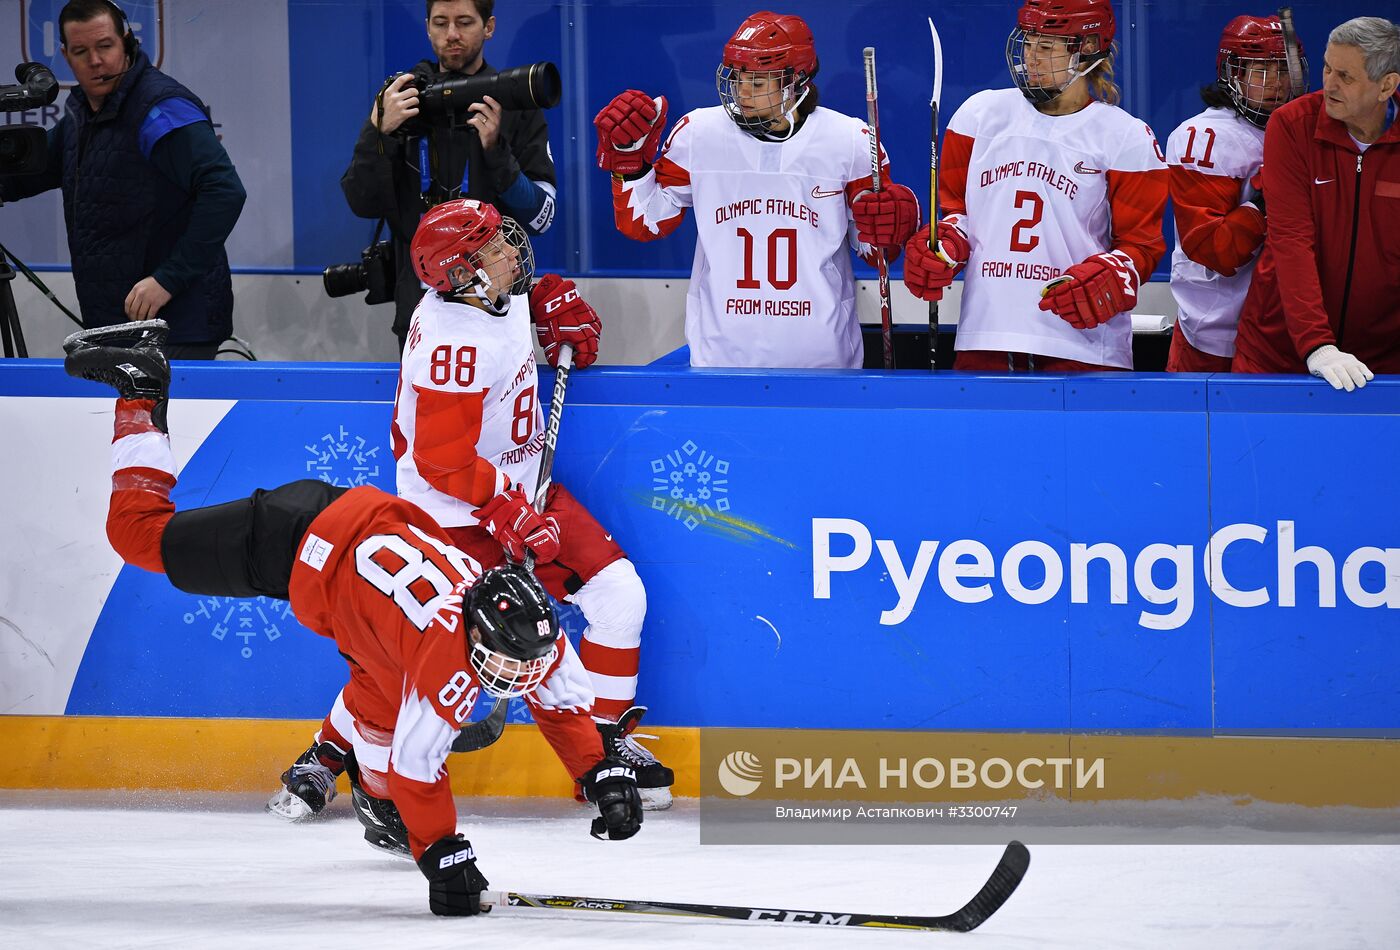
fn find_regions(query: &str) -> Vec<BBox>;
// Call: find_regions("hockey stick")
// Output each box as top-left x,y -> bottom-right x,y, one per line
1278,7 -> 1306,98
927,17 -> 945,371
863,47 -> 894,370
482,840 -> 1029,933
451,343 -> 575,755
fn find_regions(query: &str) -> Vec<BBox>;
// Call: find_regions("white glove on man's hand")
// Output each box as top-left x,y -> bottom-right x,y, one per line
1306,345 -> 1374,392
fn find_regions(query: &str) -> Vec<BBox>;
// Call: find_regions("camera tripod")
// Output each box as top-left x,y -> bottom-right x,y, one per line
0,238 -> 86,359
0,244 -> 26,359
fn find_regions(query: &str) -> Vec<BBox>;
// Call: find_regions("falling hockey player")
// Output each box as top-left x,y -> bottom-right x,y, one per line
63,318 -> 645,917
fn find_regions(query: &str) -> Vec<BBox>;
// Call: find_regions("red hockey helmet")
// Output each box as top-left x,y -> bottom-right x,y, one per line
1016,0 -> 1116,49
721,11 -> 818,76
1007,0 -> 1116,104
1216,15 -> 1301,128
717,11 -> 819,140
410,198 -> 534,309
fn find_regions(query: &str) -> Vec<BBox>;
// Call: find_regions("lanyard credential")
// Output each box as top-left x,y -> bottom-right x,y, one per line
420,136 -> 470,202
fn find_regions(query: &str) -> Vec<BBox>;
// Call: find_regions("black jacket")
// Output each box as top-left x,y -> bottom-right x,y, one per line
340,59 -> 556,341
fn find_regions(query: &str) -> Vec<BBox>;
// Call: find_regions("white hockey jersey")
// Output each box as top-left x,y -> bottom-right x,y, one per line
1166,106 -> 1267,358
392,290 -> 544,528
613,105 -> 890,369
943,88 -> 1168,368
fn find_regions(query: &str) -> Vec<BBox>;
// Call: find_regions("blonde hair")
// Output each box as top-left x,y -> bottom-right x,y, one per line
1085,48 -> 1121,105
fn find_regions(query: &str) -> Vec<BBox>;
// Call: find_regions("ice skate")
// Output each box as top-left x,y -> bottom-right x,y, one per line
62,319 -> 171,431
598,705 -> 674,811
266,741 -> 345,822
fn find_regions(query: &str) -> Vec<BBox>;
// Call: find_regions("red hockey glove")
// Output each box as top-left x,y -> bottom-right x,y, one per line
594,90 -> 668,176
902,218 -> 970,302
531,274 -> 600,369
851,183 -> 921,249
474,487 -> 560,564
1038,250 -> 1139,330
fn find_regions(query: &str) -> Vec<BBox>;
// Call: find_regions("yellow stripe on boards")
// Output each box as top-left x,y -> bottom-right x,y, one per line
0,717 -> 700,798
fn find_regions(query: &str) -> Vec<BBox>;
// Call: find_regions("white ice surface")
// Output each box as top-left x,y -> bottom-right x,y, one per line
0,793 -> 1396,950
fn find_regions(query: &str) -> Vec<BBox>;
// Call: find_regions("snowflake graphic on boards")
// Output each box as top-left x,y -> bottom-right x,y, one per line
183,596 -> 294,659
650,440 -> 731,530
304,425 -> 382,487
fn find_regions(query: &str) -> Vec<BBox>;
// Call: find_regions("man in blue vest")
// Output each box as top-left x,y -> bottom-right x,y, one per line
0,1 -> 245,359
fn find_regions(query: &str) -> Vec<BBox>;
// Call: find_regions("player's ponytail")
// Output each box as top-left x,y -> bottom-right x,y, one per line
796,77 -> 820,121
1086,48 -> 1121,105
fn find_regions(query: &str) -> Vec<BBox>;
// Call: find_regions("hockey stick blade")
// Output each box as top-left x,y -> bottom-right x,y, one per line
1277,7 -> 1306,98
482,840 -> 1029,933
451,697 -> 508,753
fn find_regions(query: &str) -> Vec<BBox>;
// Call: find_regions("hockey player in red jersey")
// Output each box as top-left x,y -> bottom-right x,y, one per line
61,319 -> 644,916
595,10 -> 922,368
269,199 -> 674,832
1165,15 -> 1300,372
903,0 -> 1168,371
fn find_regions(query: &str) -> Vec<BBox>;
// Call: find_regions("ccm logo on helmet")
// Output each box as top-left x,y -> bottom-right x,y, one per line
437,845 -> 477,870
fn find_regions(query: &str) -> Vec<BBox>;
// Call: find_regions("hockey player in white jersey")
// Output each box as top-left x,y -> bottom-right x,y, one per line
1164,14 -> 1299,373
268,200 -> 673,839
903,0 -> 1168,371
594,10 -> 921,369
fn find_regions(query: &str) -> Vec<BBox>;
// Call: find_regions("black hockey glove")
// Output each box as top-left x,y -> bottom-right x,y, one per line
579,756 -> 643,841
417,835 -> 490,916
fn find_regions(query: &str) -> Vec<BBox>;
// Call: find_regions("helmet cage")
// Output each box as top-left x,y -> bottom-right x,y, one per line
450,216 -> 535,315
715,63 -> 811,140
1006,26 -> 1109,104
469,638 -> 558,699
1219,53 -> 1298,128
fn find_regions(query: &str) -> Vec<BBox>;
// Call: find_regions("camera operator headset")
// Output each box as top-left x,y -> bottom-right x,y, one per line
339,0 -> 558,352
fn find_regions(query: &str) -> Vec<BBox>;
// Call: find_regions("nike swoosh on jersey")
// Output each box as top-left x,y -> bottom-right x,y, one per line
810,186 -> 843,199
1073,161 -> 1103,175
1313,178 -> 1335,185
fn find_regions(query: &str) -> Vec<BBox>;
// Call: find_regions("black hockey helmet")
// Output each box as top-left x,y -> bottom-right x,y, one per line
464,564 -> 560,698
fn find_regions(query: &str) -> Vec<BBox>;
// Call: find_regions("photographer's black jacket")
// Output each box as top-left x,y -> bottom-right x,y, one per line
340,59 -> 557,343
0,52 -> 245,344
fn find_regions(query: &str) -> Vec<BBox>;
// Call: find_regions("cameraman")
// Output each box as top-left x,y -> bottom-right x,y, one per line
0,0 -> 245,360
341,0 -> 557,351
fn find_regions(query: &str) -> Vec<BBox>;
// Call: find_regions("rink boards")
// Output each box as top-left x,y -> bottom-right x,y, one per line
1,363 -> 1398,804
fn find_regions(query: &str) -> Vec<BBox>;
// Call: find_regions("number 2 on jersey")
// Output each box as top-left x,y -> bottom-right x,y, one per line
1009,190 -> 1043,253
736,227 -> 798,290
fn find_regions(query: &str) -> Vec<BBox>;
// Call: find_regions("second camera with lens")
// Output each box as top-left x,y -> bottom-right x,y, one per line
323,240 -> 396,305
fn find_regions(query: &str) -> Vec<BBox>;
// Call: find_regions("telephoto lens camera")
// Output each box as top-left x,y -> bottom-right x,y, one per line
0,63 -> 60,175
323,240 -> 396,305
395,62 -> 561,137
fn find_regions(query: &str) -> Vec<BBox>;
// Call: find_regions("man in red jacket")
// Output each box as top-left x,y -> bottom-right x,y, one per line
1233,16 -> 1400,391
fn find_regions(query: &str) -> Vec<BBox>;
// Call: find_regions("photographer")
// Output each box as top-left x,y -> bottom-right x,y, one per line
341,0 -> 557,351
0,0 -> 245,360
